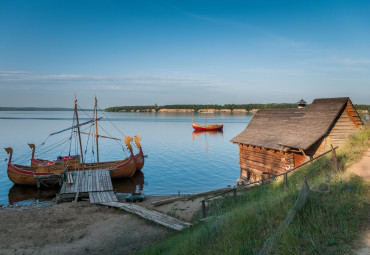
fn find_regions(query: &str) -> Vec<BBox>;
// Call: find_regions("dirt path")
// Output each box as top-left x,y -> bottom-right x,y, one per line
348,148 -> 370,181
348,148 -> 370,254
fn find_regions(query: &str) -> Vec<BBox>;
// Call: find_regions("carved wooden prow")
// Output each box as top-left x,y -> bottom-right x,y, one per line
124,136 -> 134,157
28,143 -> 36,159
4,147 -> 13,164
134,136 -> 143,153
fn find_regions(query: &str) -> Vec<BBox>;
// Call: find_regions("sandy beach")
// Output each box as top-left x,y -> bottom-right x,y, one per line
0,195 -> 204,255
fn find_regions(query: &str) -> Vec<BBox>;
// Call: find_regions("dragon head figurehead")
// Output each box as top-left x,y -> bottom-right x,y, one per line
134,136 -> 142,150
28,143 -> 36,158
124,136 -> 134,154
4,147 -> 13,163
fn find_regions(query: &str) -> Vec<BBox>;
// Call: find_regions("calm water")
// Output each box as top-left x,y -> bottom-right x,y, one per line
0,111 -> 251,205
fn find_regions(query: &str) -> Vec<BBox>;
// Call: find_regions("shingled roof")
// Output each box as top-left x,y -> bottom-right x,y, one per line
231,97 -> 363,151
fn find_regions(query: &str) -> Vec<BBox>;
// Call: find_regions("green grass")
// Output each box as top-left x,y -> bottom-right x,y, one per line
141,128 -> 370,255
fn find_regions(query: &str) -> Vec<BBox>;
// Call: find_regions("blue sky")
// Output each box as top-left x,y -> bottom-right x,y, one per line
0,0 -> 369,108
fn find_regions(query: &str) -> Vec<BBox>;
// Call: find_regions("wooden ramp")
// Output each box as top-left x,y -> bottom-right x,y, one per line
59,170 -> 118,203
101,201 -> 192,231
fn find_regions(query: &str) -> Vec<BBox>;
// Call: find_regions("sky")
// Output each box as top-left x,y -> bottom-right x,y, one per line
0,0 -> 369,108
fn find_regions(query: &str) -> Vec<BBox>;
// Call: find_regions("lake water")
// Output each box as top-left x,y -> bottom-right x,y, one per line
0,111 -> 252,205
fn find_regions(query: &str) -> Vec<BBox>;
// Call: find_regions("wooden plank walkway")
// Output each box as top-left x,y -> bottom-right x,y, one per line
60,170 -> 191,231
59,170 -> 118,204
100,201 -> 192,231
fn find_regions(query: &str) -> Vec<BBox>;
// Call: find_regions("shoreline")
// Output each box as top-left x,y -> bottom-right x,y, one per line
0,194 -> 203,254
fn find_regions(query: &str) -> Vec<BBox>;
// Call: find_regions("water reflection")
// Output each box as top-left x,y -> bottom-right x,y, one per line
112,171 -> 144,194
8,185 -> 59,205
192,130 -> 224,141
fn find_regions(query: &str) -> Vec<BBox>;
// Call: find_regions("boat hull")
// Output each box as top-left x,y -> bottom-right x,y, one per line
7,164 -> 63,186
134,150 -> 145,171
8,154 -> 138,185
192,123 -> 223,131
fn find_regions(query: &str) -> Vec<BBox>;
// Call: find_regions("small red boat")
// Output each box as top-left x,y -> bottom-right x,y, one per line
192,119 -> 223,131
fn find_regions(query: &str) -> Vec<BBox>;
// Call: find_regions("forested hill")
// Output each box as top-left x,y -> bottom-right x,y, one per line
105,104 -> 370,113
0,107 -> 93,111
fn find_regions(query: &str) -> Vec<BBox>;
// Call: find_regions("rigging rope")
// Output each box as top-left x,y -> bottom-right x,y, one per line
78,103 -> 128,157
98,105 -> 127,138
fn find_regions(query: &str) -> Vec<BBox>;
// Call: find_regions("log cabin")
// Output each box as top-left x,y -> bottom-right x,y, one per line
231,97 -> 364,183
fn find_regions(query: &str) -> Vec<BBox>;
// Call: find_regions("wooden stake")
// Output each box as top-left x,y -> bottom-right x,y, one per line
284,173 -> 288,190
202,200 -> 206,218
233,188 -> 237,206
331,144 -> 339,172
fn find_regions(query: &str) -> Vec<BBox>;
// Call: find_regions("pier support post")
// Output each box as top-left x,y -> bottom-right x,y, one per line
284,173 -> 288,190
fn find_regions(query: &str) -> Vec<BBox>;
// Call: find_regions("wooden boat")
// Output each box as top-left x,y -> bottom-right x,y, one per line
192,119 -> 223,131
4,97 -> 145,185
192,104 -> 223,131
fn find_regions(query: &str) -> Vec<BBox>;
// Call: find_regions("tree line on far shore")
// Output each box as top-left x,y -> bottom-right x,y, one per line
105,103 -> 370,112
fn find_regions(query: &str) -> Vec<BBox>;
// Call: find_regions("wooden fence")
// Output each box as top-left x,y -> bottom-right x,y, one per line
200,146 -> 339,219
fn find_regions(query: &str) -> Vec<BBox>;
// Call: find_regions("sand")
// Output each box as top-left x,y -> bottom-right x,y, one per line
0,195 -> 203,255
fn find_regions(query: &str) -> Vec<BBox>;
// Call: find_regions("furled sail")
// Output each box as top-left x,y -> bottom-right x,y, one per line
77,132 -> 121,141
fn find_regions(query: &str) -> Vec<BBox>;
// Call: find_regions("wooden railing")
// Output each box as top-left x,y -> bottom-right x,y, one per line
200,146 -> 339,219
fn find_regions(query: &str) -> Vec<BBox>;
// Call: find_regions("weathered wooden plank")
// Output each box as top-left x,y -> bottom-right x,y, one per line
100,202 -> 191,231
81,171 -> 86,192
89,192 -> 96,203
88,170 -> 93,192
96,171 -> 102,191
79,171 -> 84,192
74,172 -> 80,193
92,169 -> 97,192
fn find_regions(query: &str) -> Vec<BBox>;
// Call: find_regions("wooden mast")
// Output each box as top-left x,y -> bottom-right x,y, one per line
205,103 -> 209,126
75,96 -> 84,165
94,96 -> 99,163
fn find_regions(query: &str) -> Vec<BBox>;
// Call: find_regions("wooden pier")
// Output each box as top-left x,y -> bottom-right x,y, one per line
59,169 -> 118,203
59,169 -> 191,231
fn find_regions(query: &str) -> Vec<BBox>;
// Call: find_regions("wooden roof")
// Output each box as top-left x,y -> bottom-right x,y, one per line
231,97 -> 364,151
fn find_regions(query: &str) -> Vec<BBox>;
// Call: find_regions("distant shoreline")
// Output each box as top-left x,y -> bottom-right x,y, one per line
0,105 -> 369,114
0,107 -> 93,111
104,103 -> 370,114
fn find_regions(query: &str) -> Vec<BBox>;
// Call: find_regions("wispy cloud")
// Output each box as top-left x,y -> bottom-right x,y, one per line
184,11 -> 306,48
0,69 -> 213,91
326,58 -> 370,65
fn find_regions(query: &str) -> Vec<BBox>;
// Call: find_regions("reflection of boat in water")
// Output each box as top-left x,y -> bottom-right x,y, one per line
192,130 -> 223,140
4,97 -> 145,185
112,171 -> 144,194
8,185 -> 59,205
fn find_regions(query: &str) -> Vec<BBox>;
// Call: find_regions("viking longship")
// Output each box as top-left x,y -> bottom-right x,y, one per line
4,97 -> 145,185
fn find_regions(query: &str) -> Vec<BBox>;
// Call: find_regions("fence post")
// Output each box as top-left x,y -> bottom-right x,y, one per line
202,200 -> 206,218
331,144 -> 339,172
284,173 -> 288,190
233,188 -> 237,206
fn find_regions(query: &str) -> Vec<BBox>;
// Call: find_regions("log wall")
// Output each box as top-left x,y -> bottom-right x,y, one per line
238,144 -> 294,182
310,107 -> 358,157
